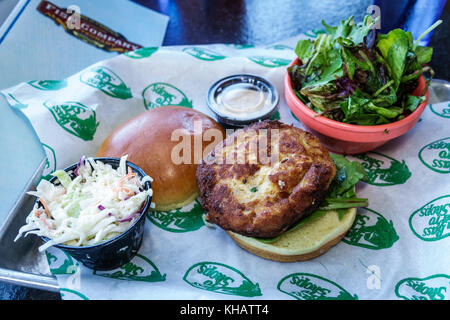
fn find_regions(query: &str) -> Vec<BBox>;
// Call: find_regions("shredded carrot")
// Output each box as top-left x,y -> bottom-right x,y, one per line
122,172 -> 136,180
34,209 -> 42,218
114,170 -> 137,199
118,172 -> 136,187
40,216 -> 53,230
39,198 -> 50,217
118,187 -> 133,196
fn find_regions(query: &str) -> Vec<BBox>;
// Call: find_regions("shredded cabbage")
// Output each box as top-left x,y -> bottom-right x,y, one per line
15,155 -> 154,251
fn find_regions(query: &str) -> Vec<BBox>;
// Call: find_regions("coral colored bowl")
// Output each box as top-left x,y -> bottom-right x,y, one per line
285,58 -> 429,154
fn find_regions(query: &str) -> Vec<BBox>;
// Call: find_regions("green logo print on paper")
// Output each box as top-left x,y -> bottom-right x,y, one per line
45,250 -> 78,275
247,56 -> 291,68
277,273 -> 358,300
6,93 -> 28,109
270,111 -> 281,120
41,143 -> 57,181
44,101 -> 99,141
303,29 -> 326,38
430,103 -> 450,118
147,200 -> 205,232
409,195 -> 450,242
343,208 -> 399,250
265,44 -> 294,51
183,262 -> 262,297
395,274 -> 450,300
28,80 -> 68,91
290,111 -> 300,122
350,152 -> 411,186
182,47 -> 226,61
60,288 -> 89,300
93,254 -> 166,282
142,82 -> 193,110
230,44 -> 255,49
80,66 -> 132,99
418,137 -> 450,173
124,47 -> 158,59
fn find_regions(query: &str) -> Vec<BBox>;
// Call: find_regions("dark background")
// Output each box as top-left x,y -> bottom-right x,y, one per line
1,0 -> 449,300
131,0 -> 449,80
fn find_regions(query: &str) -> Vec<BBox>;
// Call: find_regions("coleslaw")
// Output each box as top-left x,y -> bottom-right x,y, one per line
15,155 -> 154,251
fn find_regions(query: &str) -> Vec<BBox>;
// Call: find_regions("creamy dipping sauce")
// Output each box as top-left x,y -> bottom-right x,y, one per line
207,74 -> 279,127
220,84 -> 265,114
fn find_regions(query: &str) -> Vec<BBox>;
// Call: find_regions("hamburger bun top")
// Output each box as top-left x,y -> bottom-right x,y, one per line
97,106 -> 225,211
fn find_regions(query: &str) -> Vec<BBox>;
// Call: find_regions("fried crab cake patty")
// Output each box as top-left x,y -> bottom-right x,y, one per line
196,120 -> 336,238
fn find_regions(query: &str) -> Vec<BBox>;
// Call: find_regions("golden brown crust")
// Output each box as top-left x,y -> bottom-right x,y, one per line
196,120 -> 336,238
97,106 -> 225,211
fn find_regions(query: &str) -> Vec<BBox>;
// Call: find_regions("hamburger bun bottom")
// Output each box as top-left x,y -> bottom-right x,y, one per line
227,208 -> 356,262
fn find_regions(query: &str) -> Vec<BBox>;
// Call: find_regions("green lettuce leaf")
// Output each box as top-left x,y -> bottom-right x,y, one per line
322,15 -> 376,45
376,29 -> 411,90
402,94 -> 425,112
414,46 -> 433,65
295,39 -> 315,63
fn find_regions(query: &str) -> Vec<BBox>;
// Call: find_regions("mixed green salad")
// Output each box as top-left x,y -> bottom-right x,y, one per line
289,15 -> 441,125
258,154 -> 368,243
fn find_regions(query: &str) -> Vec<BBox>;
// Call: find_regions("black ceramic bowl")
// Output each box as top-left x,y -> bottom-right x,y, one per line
38,157 -> 152,271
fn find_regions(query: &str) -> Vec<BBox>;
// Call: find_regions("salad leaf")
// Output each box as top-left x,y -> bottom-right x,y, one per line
327,153 -> 367,198
403,94 -> 425,113
414,46 -> 433,65
322,15 -> 376,45
376,29 -> 411,90
295,39 -> 315,63
363,102 -> 402,119
289,14 -> 436,125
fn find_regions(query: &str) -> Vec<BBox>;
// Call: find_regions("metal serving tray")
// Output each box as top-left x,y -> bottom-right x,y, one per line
0,158 -> 59,292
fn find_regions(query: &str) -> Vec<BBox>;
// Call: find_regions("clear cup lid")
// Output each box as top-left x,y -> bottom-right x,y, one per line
206,74 -> 279,127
